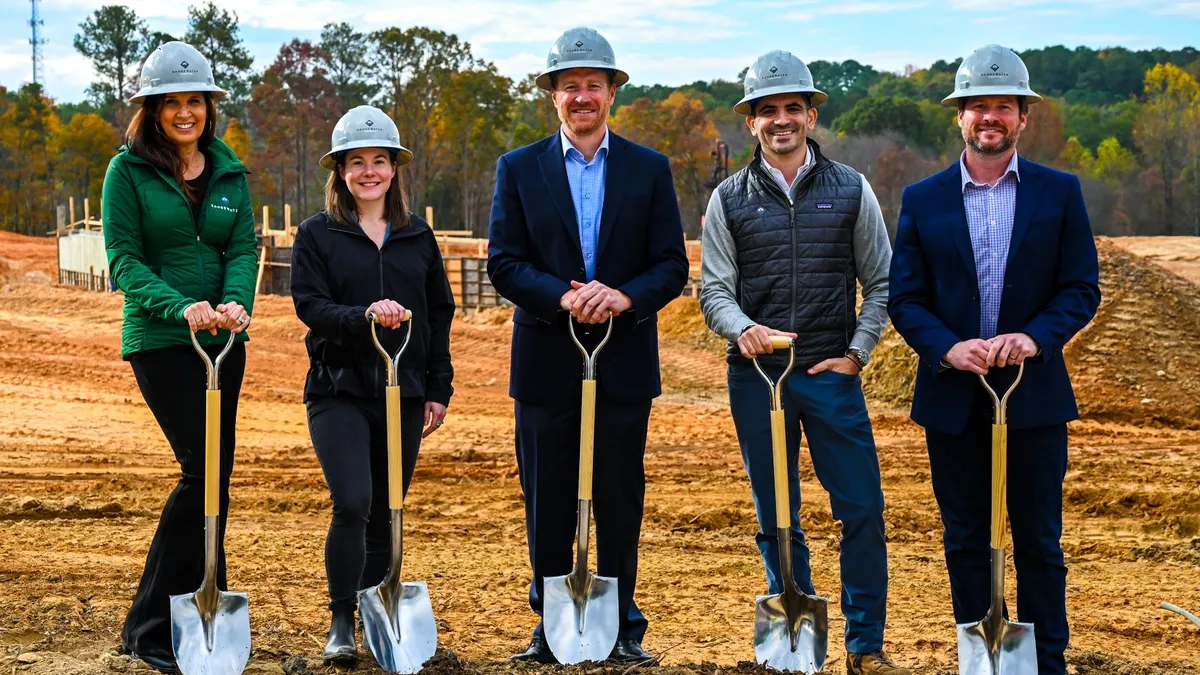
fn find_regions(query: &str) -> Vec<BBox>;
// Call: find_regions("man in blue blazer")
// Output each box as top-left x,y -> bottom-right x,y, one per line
887,45 -> 1100,674
486,26 -> 689,665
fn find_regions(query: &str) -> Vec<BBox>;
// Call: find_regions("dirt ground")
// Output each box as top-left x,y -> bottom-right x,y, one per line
1,232 -> 1198,674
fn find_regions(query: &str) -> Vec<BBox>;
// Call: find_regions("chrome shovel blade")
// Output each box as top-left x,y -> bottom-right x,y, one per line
169,590 -> 250,675
956,616 -> 1038,675
358,581 -> 436,674
754,591 -> 828,674
543,572 -> 619,664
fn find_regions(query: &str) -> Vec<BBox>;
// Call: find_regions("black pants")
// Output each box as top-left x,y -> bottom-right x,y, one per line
515,393 -> 652,643
926,395 -> 1070,675
307,394 -> 424,613
121,342 -> 246,657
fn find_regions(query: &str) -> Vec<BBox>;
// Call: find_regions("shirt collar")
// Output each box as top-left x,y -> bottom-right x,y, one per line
760,142 -> 815,187
960,151 -> 1020,192
561,126 -> 610,160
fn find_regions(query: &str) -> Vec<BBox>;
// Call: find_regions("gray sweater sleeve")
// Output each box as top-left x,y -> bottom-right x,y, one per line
851,175 -> 893,355
699,189 -> 755,341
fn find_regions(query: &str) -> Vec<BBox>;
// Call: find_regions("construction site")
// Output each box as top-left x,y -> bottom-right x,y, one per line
1,228 -> 1199,675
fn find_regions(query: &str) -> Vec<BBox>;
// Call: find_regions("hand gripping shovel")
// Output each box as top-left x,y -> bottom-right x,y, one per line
359,308 -> 437,673
956,362 -> 1037,675
543,315 -> 620,664
170,330 -> 251,675
752,336 -> 829,674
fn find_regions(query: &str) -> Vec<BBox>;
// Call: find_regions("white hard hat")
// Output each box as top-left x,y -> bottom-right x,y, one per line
129,42 -> 226,104
320,105 -> 413,171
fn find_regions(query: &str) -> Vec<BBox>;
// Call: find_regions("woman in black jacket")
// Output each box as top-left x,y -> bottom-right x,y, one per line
290,105 -> 455,666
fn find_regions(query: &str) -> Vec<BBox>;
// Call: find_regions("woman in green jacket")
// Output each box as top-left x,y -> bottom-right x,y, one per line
102,41 -> 258,674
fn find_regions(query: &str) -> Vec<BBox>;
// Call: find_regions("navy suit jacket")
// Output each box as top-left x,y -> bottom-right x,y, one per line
486,131 -> 689,405
887,157 -> 1101,435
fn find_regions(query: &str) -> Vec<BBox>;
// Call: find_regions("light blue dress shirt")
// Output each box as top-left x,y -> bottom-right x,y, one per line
561,127 -> 608,281
960,151 -> 1020,339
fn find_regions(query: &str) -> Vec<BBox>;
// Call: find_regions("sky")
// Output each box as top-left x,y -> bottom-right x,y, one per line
2,0 -> 1199,104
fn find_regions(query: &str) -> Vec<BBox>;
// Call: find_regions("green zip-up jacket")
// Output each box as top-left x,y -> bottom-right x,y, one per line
102,138 -> 258,359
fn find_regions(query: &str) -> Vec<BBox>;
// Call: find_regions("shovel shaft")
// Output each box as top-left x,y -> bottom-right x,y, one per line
387,385 -> 404,510
205,390 -> 220,517
770,409 -> 789,529
990,422 -> 1008,549
578,380 -> 596,501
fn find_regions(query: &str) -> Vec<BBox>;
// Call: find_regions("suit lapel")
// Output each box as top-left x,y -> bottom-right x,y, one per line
537,133 -> 583,257
939,163 -> 978,282
1006,158 -> 1041,272
596,133 -> 625,257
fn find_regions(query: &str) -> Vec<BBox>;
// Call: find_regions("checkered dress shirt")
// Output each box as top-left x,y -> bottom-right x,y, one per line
960,152 -> 1020,339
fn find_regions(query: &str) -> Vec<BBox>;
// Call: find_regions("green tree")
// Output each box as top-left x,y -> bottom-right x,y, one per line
73,5 -> 150,110
1092,137 -> 1138,185
184,1 -> 253,117
319,23 -> 377,110
832,96 -> 924,146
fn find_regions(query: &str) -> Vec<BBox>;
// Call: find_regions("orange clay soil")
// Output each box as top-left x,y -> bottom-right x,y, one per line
0,232 -> 1197,674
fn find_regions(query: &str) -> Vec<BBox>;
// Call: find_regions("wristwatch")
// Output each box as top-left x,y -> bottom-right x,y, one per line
845,346 -> 869,368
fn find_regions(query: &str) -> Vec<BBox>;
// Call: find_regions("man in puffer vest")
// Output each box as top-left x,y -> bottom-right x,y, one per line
699,50 -> 908,675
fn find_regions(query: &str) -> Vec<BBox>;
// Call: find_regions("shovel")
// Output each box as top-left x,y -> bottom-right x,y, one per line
170,330 -> 251,675
543,315 -> 620,664
359,308 -> 437,673
751,336 -> 829,674
956,361 -> 1037,675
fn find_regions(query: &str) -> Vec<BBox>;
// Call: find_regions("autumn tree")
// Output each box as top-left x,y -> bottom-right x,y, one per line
184,1 -> 253,117
0,85 -> 60,234
431,66 -> 515,233
611,92 -> 718,236
1019,97 -> 1065,164
73,5 -> 149,112
1135,63 -> 1200,233
57,113 -> 119,207
370,27 -> 474,209
246,40 -> 339,218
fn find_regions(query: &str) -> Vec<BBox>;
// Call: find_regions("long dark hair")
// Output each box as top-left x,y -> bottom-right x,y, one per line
324,151 -> 410,231
124,92 -> 218,203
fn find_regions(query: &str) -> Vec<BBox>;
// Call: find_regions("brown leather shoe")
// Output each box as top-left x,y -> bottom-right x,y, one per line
846,650 -> 912,675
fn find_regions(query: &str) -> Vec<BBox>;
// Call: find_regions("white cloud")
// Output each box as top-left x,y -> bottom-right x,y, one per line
1155,2 -> 1200,18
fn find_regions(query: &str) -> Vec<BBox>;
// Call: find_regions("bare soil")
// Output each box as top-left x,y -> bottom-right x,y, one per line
1,233 -> 1197,674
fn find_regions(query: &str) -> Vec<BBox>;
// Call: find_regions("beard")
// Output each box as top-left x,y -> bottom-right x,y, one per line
966,122 -> 1018,156
559,102 -> 609,136
759,123 -> 804,155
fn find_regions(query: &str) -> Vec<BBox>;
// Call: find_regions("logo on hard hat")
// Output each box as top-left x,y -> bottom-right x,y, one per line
365,119 -> 374,126
181,61 -> 189,68
769,67 -> 778,73
990,63 -> 999,71
575,41 -> 584,48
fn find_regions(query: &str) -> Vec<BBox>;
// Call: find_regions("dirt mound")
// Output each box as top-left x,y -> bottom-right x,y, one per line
0,231 -> 57,285
863,238 -> 1200,426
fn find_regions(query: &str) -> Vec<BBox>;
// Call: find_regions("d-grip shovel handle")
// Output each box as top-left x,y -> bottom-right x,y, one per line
751,336 -> 795,530
978,362 -> 1025,550
190,331 -> 236,519
368,308 -> 413,511
568,315 -> 614,501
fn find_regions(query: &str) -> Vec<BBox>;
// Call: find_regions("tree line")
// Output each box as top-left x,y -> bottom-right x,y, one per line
1,4 -> 1198,239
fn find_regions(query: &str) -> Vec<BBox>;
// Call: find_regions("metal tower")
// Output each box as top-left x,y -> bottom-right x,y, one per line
29,0 -> 46,86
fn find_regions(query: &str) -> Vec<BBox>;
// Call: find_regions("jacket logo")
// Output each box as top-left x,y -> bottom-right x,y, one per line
816,203 -> 833,209
210,203 -> 237,214
220,196 -> 230,204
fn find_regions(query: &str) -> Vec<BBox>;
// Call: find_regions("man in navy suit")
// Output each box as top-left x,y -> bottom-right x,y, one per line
887,45 -> 1100,674
486,26 -> 688,665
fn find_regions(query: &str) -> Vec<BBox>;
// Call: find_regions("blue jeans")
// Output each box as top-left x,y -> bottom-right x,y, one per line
728,362 -> 889,654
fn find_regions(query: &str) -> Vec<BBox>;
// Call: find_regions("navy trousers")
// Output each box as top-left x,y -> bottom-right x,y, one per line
926,394 -> 1069,675
727,362 -> 889,655
514,391 -> 652,644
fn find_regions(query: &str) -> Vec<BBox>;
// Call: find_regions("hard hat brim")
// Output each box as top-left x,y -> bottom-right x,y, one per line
320,141 -> 415,171
941,87 -> 1043,106
734,85 -> 829,115
129,83 -> 228,104
535,64 -> 629,91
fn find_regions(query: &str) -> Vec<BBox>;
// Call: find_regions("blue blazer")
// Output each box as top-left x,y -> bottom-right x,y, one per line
486,132 -> 689,405
887,157 -> 1101,435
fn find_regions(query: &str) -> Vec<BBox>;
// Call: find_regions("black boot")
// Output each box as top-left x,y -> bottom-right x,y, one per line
323,607 -> 357,666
